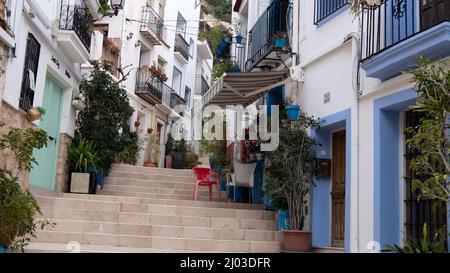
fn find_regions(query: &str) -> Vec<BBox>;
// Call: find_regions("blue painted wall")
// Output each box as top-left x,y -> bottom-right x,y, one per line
311,109 -> 351,252
373,89 -> 417,248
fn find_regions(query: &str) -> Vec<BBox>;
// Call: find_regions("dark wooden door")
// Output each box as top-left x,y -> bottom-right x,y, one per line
421,0 -> 450,30
331,130 -> 346,248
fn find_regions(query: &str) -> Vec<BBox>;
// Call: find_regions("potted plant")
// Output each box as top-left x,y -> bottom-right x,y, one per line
68,140 -> 98,194
265,113 -> 322,252
26,106 -> 46,122
284,97 -> 301,121
143,132 -> 161,168
165,133 -> 174,168
0,124 -> 53,253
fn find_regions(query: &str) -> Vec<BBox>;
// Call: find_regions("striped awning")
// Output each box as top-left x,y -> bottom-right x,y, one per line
201,71 -> 291,108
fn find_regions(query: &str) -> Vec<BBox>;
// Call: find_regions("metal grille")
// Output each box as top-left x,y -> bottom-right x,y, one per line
59,4 -> 92,52
314,0 -> 349,24
141,6 -> 165,41
170,92 -> 187,108
19,33 -> 41,112
361,0 -> 450,60
247,0 -> 292,71
404,110 -> 448,246
174,33 -> 190,61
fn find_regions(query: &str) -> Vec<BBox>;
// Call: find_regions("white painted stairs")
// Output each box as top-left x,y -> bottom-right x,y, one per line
26,164 -> 281,253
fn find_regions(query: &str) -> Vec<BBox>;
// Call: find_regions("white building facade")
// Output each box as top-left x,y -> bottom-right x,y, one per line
229,0 -> 450,252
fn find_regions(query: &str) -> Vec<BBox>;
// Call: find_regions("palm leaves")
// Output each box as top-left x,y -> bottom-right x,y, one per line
68,140 -> 98,173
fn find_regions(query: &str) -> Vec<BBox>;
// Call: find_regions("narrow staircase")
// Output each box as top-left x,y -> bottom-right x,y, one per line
26,164 -> 281,253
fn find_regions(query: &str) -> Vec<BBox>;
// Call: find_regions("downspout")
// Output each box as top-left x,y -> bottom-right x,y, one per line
347,30 -> 361,253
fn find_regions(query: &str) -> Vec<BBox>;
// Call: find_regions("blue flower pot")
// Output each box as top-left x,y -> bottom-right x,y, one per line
277,210 -> 291,230
275,38 -> 287,48
286,105 -> 301,121
235,35 -> 244,44
0,245 -> 7,253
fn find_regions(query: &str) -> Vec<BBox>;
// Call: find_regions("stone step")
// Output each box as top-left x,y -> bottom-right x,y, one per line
38,207 -> 277,231
97,189 -> 213,202
112,164 -> 195,177
38,218 -> 280,242
24,243 -> 214,253
32,230 -> 280,252
108,171 -> 195,184
37,196 -> 274,220
105,177 -> 204,190
58,193 -> 264,210
101,184 -> 212,197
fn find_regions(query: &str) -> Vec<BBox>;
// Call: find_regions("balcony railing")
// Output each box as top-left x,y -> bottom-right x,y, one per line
141,6 -> 166,43
247,0 -> 292,70
136,68 -> 169,105
174,33 -> 190,61
170,92 -> 187,108
59,4 -> 92,52
361,0 -> 450,60
231,37 -> 247,71
314,0 -> 349,24
195,75 -> 210,96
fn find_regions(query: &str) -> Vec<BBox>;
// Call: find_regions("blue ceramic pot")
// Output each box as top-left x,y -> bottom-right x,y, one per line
0,245 -> 7,253
285,105 -> 301,121
235,35 -> 243,44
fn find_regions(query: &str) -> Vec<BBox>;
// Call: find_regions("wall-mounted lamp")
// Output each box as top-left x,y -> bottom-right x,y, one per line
135,40 -> 142,47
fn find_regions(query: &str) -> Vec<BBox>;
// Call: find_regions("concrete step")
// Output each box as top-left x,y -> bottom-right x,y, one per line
97,189 -> 213,202
37,196 -> 275,220
105,177 -> 204,190
108,171 -> 195,184
101,184 -> 212,197
23,243 -> 217,253
112,164 -> 195,177
38,207 -> 277,231
32,230 -> 280,252
58,193 -> 264,210
38,218 -> 281,242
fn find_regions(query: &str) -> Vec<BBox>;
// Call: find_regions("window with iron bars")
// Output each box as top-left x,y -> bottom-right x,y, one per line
19,33 -> 41,112
314,0 -> 349,25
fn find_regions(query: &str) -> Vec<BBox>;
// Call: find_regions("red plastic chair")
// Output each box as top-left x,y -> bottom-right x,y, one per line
192,167 -> 220,201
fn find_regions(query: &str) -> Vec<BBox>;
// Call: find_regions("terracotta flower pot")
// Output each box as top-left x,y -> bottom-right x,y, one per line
26,108 -> 42,122
165,155 -> 173,169
282,230 -> 312,252
144,162 -> 156,168
147,128 -> 154,134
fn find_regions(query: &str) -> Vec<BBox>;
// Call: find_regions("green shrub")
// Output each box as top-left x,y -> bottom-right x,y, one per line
115,132 -> 142,165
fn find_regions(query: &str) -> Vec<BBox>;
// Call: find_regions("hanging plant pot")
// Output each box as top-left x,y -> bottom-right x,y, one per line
147,128 -> 154,134
134,121 -> 141,128
26,107 -> 42,122
286,105 -> 301,121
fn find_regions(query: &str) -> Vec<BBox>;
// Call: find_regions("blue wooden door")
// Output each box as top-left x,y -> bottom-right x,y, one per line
29,75 -> 64,190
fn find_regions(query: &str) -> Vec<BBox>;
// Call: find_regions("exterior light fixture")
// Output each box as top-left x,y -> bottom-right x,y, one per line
110,0 -> 124,16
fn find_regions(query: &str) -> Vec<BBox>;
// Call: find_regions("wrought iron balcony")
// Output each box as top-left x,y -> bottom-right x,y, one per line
247,0 -> 292,71
136,68 -> 169,106
174,33 -> 190,61
195,75 -> 210,96
360,0 -> 450,80
170,92 -> 187,108
230,37 -> 247,71
59,4 -> 92,52
361,0 -> 450,60
140,6 -> 166,45
314,0 -> 349,25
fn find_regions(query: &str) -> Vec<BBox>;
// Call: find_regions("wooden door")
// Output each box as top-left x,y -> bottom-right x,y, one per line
421,0 -> 450,30
331,130 -> 346,247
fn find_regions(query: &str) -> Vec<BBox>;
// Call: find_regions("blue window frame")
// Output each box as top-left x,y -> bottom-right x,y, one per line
314,0 -> 348,25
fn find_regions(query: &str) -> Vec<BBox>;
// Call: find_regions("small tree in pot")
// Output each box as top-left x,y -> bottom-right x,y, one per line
265,113 -> 322,252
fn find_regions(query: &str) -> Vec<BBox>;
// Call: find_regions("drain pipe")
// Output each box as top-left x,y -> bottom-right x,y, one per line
346,30 -> 361,253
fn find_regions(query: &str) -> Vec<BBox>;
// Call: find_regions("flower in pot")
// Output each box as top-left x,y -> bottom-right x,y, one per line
143,131 -> 161,168
284,97 -> 301,121
26,106 -> 46,122
68,140 -> 98,194
265,113 -> 322,252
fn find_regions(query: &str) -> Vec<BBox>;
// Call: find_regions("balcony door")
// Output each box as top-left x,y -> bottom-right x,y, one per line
420,0 -> 450,30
